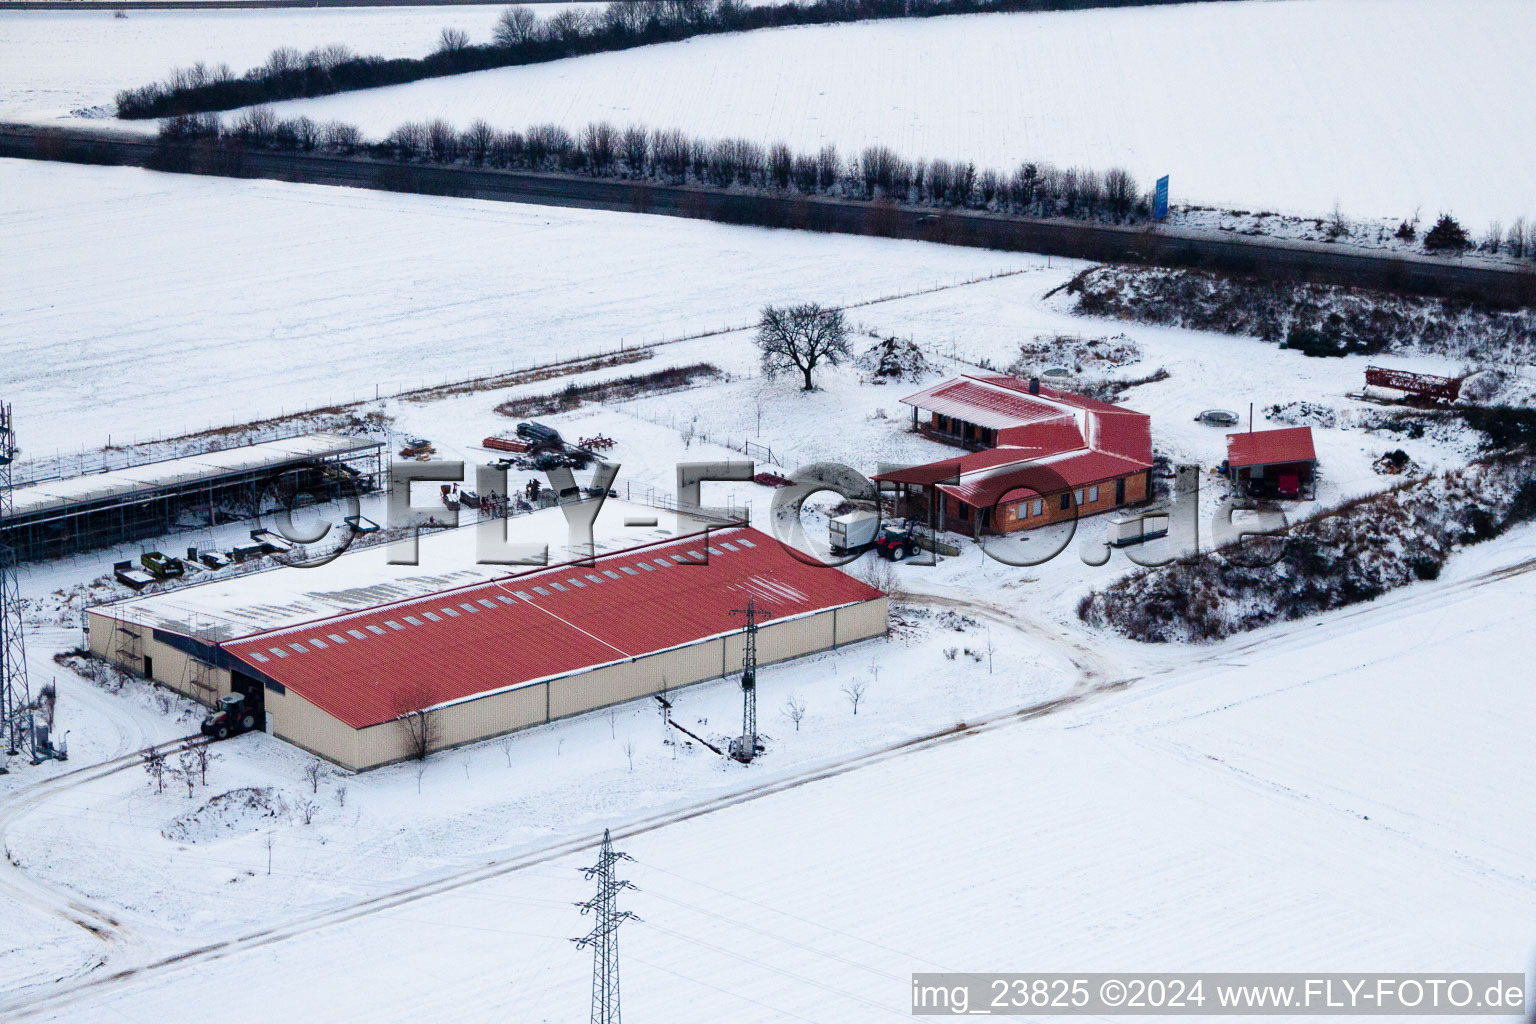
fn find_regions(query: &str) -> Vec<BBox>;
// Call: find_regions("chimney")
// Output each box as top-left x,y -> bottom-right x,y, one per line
1028,376 -> 1040,395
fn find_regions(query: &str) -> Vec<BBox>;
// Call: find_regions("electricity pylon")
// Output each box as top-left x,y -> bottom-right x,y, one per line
728,598 -> 771,763
574,828 -> 638,1024
0,402 -> 37,764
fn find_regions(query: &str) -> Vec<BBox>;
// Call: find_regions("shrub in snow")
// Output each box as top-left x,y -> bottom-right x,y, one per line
1067,266 -> 1536,364
1079,455 -> 1536,643
1423,214 -> 1471,252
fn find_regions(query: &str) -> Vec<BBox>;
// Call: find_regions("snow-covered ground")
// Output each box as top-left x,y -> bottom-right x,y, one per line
218,0 -> 1536,226
0,158 -> 1023,455
6,521 -> 1534,1021
0,4 -> 529,122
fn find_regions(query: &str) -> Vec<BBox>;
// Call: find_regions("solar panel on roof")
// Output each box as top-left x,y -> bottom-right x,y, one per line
422,612 -> 440,622
347,629 -> 366,640
533,586 -> 550,595
707,547 -> 722,556
442,607 -> 460,617
567,579 -> 585,588
309,638 -> 328,650
385,620 -> 404,630
655,558 -> 671,568
514,591 -> 532,600
479,599 -> 497,609
621,567 -> 638,575
587,574 -> 604,584
638,563 -> 653,571
496,595 -> 515,604
404,616 -> 422,626
460,603 -> 479,613
289,643 -> 308,653
366,625 -> 386,635
549,582 -> 566,591
737,538 -> 756,548
603,570 -> 621,579
720,542 -> 738,551
327,634 -> 347,644
270,647 -> 288,658
249,651 -> 268,663
686,550 -> 705,560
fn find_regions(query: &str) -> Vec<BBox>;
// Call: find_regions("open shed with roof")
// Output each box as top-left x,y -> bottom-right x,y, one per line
1224,426 -> 1318,499
85,505 -> 886,770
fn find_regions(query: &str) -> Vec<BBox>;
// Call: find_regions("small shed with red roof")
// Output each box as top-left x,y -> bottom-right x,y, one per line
1225,426 -> 1317,499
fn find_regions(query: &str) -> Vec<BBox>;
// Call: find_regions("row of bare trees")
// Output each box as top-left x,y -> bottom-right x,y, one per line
119,0 -> 1220,119
160,110 -> 1153,223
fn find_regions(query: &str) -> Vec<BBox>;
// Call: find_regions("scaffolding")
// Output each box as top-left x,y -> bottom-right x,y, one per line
1,433 -> 384,562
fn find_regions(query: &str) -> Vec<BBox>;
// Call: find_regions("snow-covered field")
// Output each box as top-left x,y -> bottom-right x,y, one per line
0,158 -> 1022,455
230,0 -> 1536,225
0,4 -> 537,122
7,522 -> 1535,1021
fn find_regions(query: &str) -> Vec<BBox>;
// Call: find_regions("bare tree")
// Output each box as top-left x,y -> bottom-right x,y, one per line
263,832 -> 275,875
1505,217 -> 1528,259
415,761 -> 428,794
436,26 -> 471,53
623,738 -> 636,771
841,677 -> 869,715
336,783 -> 348,808
493,5 -> 541,47
607,708 -> 618,739
463,119 -> 495,165
304,758 -> 322,794
756,303 -> 851,391
394,682 -> 441,761
142,747 -> 168,795
782,694 -> 807,731
546,8 -> 590,43
188,740 -> 215,786
984,628 -> 996,674
1482,220 -> 1503,253
176,756 -> 195,798
298,798 -> 319,825
499,736 -> 513,767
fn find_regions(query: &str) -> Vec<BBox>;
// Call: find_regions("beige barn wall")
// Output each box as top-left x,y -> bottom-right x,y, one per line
89,598 -> 888,772
268,685 -> 363,769
86,609 -> 229,706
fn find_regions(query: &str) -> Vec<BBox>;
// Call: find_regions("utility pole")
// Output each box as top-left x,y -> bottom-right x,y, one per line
0,402 -> 37,766
574,828 -> 638,1024
728,598 -> 771,763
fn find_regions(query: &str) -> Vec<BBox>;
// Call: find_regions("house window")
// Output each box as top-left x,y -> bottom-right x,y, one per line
1089,485 -> 1100,503
1074,489 -> 1084,507
958,502 -> 970,521
1059,493 -> 1070,511
1032,499 -> 1043,517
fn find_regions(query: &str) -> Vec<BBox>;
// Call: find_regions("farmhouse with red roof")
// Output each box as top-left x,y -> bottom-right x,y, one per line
874,374 -> 1155,534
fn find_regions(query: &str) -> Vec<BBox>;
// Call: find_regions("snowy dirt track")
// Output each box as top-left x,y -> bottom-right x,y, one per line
12,530 -> 1536,1023
249,0 -> 1536,225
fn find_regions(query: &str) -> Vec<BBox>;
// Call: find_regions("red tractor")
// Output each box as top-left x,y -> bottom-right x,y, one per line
871,523 -> 920,561
201,694 -> 258,740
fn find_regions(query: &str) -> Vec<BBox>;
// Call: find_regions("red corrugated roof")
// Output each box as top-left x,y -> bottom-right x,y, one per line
1226,427 -> 1316,469
937,451 -> 1150,508
898,377 -> 1083,430
883,375 -> 1154,509
220,527 -> 881,729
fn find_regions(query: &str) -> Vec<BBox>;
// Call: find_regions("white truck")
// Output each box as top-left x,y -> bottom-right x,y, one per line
828,510 -> 880,556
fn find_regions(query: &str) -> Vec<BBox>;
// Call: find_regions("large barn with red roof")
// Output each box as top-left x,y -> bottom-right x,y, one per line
874,374 -> 1155,534
85,507 -> 887,771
